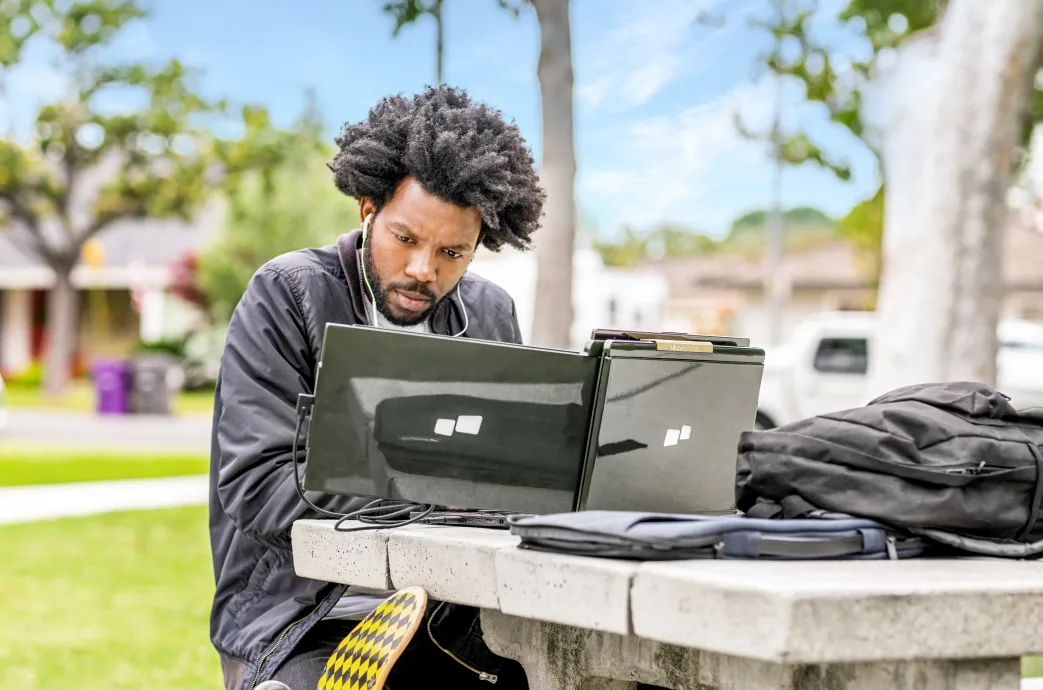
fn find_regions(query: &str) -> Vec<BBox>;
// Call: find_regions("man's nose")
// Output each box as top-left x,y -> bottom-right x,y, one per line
404,250 -> 436,283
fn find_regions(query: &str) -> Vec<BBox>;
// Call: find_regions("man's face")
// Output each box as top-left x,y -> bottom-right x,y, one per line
360,177 -> 482,327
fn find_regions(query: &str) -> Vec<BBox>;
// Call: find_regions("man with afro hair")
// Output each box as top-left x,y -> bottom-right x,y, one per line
208,85 -> 541,690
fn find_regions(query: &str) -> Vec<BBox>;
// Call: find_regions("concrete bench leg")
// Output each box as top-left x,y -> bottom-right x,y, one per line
785,659 -> 1023,689
479,610 -> 1023,690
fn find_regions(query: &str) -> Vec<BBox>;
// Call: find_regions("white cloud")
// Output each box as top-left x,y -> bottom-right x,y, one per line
577,0 -> 709,113
581,76 -> 780,232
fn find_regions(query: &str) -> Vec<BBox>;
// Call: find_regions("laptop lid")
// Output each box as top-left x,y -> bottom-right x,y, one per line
303,324 -> 599,514
576,339 -> 764,514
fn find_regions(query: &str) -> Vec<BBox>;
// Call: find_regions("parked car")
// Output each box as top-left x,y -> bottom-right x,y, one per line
755,311 -> 1043,429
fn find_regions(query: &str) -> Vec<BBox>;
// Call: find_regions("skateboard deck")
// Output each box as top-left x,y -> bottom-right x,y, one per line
317,586 -> 428,690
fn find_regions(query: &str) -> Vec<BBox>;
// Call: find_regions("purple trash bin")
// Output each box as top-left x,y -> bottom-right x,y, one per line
91,359 -> 132,415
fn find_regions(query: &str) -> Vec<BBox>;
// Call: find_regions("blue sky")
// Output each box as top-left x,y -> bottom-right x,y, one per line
1,0 -> 880,239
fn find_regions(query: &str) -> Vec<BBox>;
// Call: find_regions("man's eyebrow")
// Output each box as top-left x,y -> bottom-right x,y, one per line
389,219 -> 474,252
387,220 -> 416,235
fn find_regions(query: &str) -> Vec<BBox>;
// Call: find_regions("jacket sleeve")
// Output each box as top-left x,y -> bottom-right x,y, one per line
212,265 -> 362,550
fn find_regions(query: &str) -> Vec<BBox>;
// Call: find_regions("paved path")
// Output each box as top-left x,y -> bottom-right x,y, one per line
1,409 -> 212,452
0,475 -> 208,525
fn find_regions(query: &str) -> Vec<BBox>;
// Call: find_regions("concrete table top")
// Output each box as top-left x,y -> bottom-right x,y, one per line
291,519 -> 1043,666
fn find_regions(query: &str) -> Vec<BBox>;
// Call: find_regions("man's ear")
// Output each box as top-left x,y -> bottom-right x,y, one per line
358,198 -> 376,228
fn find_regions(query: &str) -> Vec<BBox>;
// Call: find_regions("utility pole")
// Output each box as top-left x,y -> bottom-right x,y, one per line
766,57 -> 786,345
765,0 -> 787,346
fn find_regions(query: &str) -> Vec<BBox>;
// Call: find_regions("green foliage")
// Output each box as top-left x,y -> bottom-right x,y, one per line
0,0 -> 286,270
379,0 -> 528,84
594,223 -> 720,267
726,206 -> 836,247
838,185 -> 884,280
382,0 -> 444,35
0,0 -> 291,393
729,206 -> 833,235
0,0 -> 144,66
194,107 -> 360,320
594,206 -> 839,267
735,0 -> 946,178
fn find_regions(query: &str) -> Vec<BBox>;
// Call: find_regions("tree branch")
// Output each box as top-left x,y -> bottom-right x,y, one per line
81,200 -> 147,245
0,190 -> 57,263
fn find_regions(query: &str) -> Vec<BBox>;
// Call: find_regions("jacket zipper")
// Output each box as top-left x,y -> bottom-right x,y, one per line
247,590 -> 337,690
426,602 -> 499,684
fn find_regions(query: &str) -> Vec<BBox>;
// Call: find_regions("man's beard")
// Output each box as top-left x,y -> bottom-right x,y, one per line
362,242 -> 446,327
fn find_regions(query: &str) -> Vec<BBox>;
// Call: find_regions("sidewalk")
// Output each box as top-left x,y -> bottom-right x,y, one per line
0,475 -> 208,525
2,409 -> 212,452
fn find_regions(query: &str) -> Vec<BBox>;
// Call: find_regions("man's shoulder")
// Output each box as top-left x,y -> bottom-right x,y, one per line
257,243 -> 343,282
459,270 -> 515,313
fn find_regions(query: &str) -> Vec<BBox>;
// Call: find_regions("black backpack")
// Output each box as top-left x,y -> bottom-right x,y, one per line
735,381 -> 1043,558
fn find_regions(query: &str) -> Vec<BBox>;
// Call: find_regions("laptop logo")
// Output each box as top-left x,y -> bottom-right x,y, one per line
434,415 -> 483,437
663,425 -> 692,447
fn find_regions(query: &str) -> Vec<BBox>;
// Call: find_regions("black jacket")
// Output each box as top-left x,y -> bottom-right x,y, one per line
208,230 -> 523,690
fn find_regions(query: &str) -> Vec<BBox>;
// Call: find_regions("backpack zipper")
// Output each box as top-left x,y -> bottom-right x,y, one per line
425,602 -> 499,683
944,461 -> 989,475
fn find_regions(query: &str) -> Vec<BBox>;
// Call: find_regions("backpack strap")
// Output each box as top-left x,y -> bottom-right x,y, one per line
910,527 -> 1043,559
1017,440 -> 1043,541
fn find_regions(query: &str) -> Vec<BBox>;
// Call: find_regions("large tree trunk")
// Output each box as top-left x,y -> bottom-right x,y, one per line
43,270 -> 79,396
530,0 -> 576,350
866,0 -> 1043,399
434,0 -> 444,85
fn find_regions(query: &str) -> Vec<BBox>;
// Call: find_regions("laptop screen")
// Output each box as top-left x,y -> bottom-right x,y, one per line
580,348 -> 764,514
303,325 -> 599,513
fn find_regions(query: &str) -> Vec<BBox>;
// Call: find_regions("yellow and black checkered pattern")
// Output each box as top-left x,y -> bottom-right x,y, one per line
317,586 -> 428,690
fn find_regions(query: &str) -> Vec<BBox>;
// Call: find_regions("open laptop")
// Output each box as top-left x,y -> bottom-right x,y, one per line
301,324 -> 764,521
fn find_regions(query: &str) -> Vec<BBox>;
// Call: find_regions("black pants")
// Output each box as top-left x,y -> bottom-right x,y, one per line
271,614 -> 529,690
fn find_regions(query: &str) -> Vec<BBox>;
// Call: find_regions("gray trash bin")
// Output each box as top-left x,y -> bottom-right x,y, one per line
130,354 -> 184,415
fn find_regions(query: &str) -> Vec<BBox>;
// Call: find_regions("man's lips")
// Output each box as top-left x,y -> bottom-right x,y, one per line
394,289 -> 432,311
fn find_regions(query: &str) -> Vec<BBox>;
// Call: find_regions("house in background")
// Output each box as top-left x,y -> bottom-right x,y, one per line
0,205 -> 219,379
641,220 -> 1043,347
468,240 -> 669,350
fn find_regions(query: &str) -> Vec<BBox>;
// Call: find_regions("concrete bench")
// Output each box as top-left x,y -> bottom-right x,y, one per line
291,519 -> 1043,690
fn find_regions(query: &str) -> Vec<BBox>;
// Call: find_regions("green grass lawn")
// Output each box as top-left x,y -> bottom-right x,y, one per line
4,381 -> 214,415
0,506 -> 223,690
0,448 -> 208,487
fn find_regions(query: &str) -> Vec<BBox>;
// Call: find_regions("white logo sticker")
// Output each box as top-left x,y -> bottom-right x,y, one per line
455,415 -> 483,435
433,415 -> 484,437
664,425 -> 693,446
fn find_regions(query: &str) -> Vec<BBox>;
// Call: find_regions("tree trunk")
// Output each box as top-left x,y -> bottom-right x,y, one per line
530,0 -> 576,350
434,0 -> 444,85
866,0 -> 1043,399
43,269 -> 79,396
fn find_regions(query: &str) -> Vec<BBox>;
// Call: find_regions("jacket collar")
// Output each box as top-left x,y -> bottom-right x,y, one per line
335,229 -> 465,337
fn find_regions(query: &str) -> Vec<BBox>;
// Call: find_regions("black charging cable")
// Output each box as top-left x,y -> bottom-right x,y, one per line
292,393 -> 435,532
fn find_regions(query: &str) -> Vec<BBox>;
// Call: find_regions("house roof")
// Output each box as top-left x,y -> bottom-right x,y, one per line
642,221 -> 1043,299
0,204 -> 221,289
0,152 -> 222,289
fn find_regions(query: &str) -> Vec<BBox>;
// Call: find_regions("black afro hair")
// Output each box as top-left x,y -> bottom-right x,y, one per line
327,85 -> 546,252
